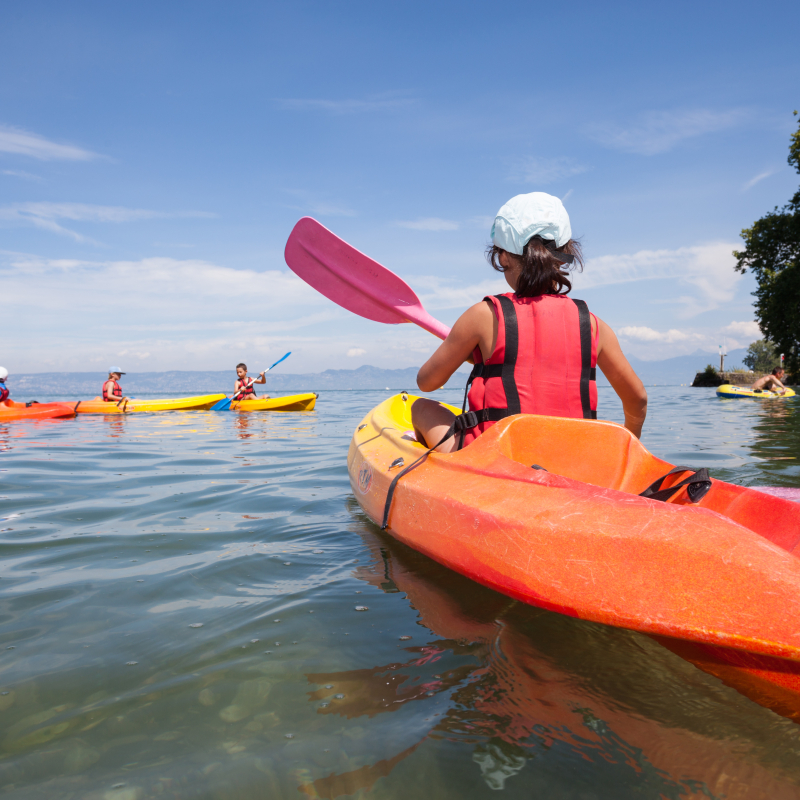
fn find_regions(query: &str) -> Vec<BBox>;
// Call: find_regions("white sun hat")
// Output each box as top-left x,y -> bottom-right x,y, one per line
491,192 -> 572,254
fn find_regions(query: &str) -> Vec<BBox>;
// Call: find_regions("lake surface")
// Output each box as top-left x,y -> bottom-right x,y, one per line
1,386 -> 800,800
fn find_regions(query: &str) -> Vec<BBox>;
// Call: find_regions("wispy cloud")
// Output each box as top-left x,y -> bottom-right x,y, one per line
587,109 -> 748,155
742,170 -> 776,191
512,156 -> 588,185
396,217 -> 459,232
3,169 -> 43,182
0,202 -> 217,242
347,348 -> 366,357
618,326 -> 703,344
0,125 -> 100,161
277,95 -> 413,114
573,242 -> 742,316
283,190 -> 356,217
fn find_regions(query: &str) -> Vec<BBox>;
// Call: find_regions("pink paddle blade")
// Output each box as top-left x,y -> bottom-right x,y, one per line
284,217 -> 451,341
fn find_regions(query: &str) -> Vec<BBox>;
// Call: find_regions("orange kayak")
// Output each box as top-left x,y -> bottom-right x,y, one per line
0,400 -> 75,422
348,393 -> 800,715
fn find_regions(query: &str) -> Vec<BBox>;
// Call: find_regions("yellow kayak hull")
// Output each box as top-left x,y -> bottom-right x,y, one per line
231,393 -> 317,412
716,384 -> 796,399
72,394 -> 227,414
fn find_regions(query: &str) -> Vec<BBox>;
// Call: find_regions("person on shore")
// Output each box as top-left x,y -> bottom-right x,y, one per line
411,192 -> 648,452
752,367 -> 788,394
0,367 -> 9,403
102,368 -> 129,404
234,363 -> 269,400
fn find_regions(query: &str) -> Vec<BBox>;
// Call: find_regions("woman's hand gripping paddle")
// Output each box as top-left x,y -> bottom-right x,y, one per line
210,352 -> 292,411
284,217 -> 452,341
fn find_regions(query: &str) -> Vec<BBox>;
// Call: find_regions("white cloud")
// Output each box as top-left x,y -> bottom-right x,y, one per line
513,156 -> 588,185
0,253 -> 326,322
587,108 -> 748,155
574,241 -> 741,316
0,202 -> 216,242
415,276 -> 507,310
396,217 -> 459,232
347,348 -> 366,357
618,326 -> 702,343
743,170 -> 776,191
722,320 -> 761,338
0,125 -> 99,161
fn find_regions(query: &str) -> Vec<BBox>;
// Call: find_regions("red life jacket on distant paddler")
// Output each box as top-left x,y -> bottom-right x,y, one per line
459,293 -> 598,447
236,377 -> 256,398
103,379 -> 122,402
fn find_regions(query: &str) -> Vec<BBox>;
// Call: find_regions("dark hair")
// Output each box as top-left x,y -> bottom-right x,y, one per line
236,362 -> 247,371
486,236 -> 584,297
773,367 -> 784,375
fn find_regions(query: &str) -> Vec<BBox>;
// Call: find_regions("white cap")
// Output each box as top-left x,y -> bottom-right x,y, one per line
0,367 -> 7,382
491,192 -> 572,254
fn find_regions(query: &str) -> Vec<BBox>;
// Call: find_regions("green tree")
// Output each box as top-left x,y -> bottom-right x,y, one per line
734,112 -> 800,375
742,339 -> 780,373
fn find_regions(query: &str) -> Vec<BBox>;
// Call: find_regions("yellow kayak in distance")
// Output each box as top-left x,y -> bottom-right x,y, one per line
230,392 -> 318,412
72,394 -> 227,414
716,384 -> 796,399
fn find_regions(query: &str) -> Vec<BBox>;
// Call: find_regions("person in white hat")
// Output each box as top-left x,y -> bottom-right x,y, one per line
102,367 -> 129,405
411,192 -> 647,452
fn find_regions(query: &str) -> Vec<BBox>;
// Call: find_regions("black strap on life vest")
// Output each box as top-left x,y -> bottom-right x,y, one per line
572,298 -> 597,420
639,466 -> 712,503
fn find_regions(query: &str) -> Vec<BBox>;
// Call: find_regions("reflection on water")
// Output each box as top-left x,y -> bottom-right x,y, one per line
0,388 -> 799,799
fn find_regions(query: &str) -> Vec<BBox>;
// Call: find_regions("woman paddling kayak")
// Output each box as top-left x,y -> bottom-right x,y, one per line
412,192 -> 648,451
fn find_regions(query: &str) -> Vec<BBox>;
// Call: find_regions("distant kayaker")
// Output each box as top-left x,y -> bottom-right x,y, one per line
0,367 -> 9,403
102,368 -> 129,404
752,367 -> 788,394
412,192 -> 648,452
234,363 -> 270,400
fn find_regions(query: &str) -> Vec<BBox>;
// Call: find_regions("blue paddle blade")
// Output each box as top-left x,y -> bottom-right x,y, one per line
211,398 -> 232,411
266,351 -> 291,371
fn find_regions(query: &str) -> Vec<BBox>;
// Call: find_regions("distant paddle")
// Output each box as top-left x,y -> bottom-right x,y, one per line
210,352 -> 292,411
284,217 -> 451,341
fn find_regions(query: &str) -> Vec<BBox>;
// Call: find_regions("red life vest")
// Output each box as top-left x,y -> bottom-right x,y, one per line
460,293 -> 597,447
0,384 -> 8,403
103,379 -> 122,402
236,377 -> 256,398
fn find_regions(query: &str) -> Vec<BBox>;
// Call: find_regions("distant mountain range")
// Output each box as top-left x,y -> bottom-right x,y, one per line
10,350 -> 747,397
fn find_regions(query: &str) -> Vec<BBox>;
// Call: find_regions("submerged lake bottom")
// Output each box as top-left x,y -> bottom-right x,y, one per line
1,386 -> 800,799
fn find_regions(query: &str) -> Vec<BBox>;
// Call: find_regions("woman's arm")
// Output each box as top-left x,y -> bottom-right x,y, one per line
417,302 -> 493,392
595,317 -> 648,438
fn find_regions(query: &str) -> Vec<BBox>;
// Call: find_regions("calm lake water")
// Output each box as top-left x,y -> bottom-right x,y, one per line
1,386 -> 800,800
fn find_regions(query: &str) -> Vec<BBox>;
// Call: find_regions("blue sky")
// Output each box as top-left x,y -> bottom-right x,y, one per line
1,0 -> 798,375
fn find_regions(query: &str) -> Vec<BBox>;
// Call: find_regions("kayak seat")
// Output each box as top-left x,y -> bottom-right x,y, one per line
490,415 -> 688,498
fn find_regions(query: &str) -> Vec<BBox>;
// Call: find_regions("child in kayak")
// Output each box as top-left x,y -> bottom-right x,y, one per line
752,367 -> 788,394
0,367 -> 9,403
412,192 -> 647,452
102,368 -> 129,404
234,363 -> 269,400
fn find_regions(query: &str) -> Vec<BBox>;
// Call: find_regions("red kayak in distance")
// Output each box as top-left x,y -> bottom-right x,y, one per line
0,400 -> 76,422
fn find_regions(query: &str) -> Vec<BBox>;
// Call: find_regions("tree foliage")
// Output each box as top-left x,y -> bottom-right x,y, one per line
742,339 -> 780,373
734,112 -> 800,375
